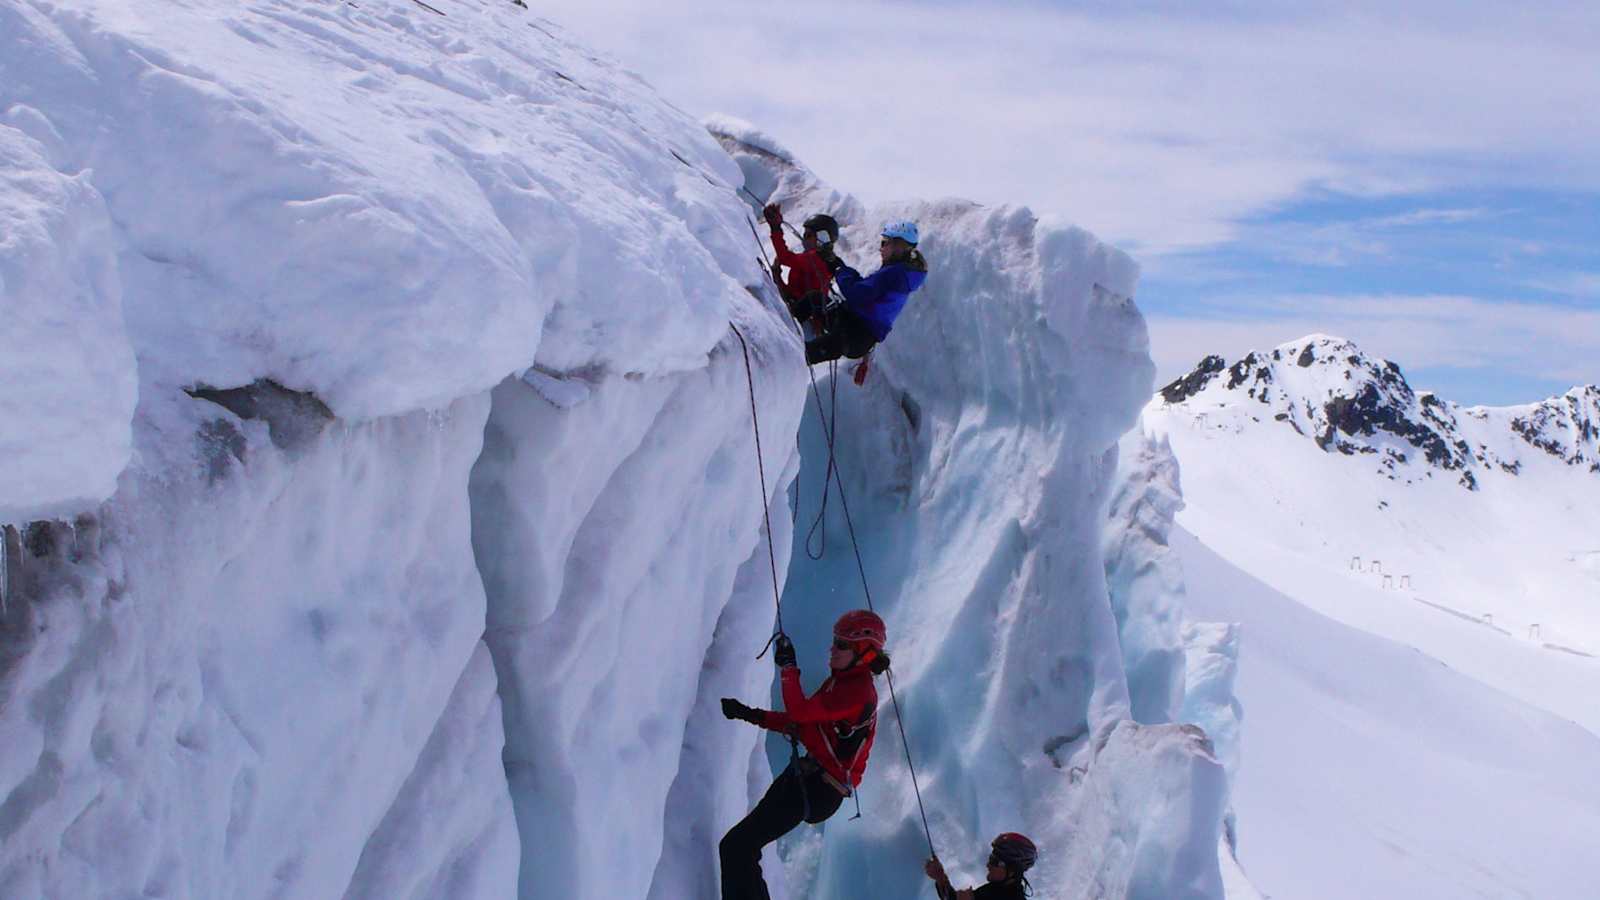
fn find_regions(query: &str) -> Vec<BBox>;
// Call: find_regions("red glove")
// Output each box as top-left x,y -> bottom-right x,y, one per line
852,355 -> 871,386
762,203 -> 782,228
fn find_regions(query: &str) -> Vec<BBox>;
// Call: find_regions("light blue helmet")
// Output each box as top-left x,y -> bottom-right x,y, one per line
881,220 -> 919,245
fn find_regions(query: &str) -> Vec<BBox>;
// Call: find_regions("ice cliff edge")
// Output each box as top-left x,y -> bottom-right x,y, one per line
0,2 -> 1231,898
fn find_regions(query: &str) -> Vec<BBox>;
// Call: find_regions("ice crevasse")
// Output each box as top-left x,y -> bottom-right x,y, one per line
0,1 -> 1241,898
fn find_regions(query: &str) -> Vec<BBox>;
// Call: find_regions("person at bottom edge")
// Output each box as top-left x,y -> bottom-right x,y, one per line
717,610 -> 891,900
924,832 -> 1039,899
805,220 -> 928,365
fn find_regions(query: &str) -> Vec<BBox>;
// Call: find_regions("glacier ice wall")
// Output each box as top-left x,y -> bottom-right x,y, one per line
0,388 -> 512,899
0,2 -> 1229,899
717,128 -> 1234,899
468,313 -> 806,900
1105,429 -> 1190,725
0,1 -> 798,897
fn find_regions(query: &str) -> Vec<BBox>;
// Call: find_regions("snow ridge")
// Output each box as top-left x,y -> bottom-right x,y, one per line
1159,334 -> 1600,489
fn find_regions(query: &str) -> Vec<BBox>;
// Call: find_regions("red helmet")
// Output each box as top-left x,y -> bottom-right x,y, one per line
833,609 -> 886,650
990,832 -> 1037,872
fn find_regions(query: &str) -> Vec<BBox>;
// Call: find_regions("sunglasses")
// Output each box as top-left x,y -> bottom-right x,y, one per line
833,638 -> 854,651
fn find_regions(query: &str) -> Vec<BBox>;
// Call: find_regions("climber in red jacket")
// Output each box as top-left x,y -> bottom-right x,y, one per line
718,609 -> 889,900
762,203 -> 838,326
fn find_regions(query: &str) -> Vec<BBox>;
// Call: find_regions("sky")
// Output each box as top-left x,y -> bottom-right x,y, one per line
533,0 -> 1599,405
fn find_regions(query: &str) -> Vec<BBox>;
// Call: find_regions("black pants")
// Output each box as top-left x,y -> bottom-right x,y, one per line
719,760 -> 845,900
786,289 -> 828,324
805,308 -> 878,365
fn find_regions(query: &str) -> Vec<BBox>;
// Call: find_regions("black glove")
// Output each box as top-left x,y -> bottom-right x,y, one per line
823,251 -> 845,274
774,634 -> 797,669
721,697 -> 761,724
762,203 -> 782,228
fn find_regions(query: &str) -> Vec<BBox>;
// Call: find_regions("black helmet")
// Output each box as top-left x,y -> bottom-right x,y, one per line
990,832 -> 1037,872
802,213 -> 839,246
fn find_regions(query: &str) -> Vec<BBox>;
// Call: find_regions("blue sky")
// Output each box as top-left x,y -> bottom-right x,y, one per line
538,0 -> 1599,405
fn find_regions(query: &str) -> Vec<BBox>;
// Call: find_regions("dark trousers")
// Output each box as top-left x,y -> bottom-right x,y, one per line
805,307 -> 878,365
786,289 -> 828,324
719,760 -> 845,900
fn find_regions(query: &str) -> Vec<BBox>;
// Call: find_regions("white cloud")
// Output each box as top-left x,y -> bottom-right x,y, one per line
1522,272 -> 1600,299
1370,208 -> 1493,228
1146,294 -> 1600,394
533,1 -> 1600,255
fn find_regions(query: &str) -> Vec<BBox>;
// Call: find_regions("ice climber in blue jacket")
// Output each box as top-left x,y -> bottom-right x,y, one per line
805,220 -> 927,366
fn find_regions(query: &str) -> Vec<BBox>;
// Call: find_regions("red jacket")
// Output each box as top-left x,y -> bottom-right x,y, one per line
769,227 -> 833,303
759,665 -> 878,789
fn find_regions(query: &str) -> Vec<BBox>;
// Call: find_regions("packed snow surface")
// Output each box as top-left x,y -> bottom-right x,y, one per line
0,123 -> 136,521
1,0 -> 758,421
1144,334 -> 1600,898
1179,526 -> 1600,899
0,1 -> 1224,898
1149,335 -> 1600,730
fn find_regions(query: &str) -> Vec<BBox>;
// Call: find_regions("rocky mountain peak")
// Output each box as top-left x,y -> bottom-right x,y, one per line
1157,335 -> 1598,490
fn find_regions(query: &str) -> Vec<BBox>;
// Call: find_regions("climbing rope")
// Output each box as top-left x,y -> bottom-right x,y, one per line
803,359 -> 938,858
737,197 -> 939,859
740,184 -> 808,242
802,361 -> 840,560
728,323 -> 785,639
745,210 -> 837,559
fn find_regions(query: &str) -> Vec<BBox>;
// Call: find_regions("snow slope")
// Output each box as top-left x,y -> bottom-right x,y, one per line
0,0 -> 754,424
1147,335 -> 1600,733
0,1 -> 1219,898
1137,335 -> 1600,898
0,123 -> 136,521
1179,525 -> 1600,899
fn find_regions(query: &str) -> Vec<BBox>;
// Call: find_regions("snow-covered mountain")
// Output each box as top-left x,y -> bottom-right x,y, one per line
1151,334 -> 1600,667
0,2 -> 1238,898
1160,334 -> 1600,490
1141,334 -> 1600,898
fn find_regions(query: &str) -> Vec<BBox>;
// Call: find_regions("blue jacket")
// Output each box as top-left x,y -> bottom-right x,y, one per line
835,261 -> 926,341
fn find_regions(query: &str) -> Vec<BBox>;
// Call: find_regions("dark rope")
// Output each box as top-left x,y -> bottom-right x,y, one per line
808,365 -> 938,858
739,184 -> 806,241
746,209 -> 836,559
736,207 -> 938,859
728,323 -> 784,640
802,360 -> 840,560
